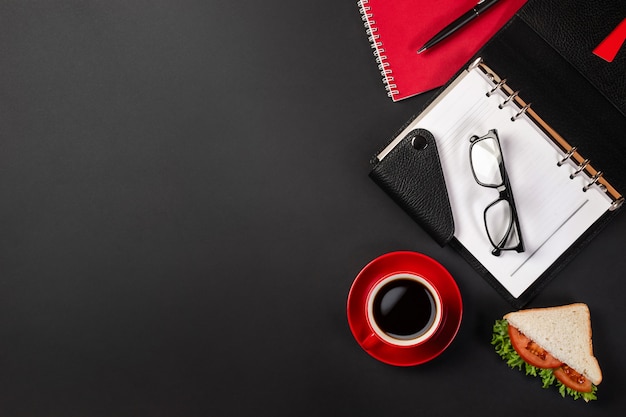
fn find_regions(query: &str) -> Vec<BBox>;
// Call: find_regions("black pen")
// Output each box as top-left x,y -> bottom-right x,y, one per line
417,0 -> 500,54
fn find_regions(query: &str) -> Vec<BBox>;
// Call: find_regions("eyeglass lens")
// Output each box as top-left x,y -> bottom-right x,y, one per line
485,199 -> 520,250
470,137 -> 503,187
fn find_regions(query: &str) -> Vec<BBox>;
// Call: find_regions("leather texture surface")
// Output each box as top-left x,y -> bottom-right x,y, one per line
519,0 -> 626,116
370,128 -> 454,246
480,16 -> 626,195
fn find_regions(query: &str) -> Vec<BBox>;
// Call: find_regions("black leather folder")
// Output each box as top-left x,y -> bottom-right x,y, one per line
370,0 -> 626,307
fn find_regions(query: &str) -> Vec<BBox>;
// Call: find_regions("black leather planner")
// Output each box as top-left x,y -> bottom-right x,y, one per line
369,0 -> 626,307
519,0 -> 626,117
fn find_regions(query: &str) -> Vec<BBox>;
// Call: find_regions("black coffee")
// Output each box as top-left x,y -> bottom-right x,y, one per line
372,278 -> 436,340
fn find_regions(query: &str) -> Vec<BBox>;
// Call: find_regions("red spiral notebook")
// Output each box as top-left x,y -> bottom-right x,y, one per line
358,0 -> 527,101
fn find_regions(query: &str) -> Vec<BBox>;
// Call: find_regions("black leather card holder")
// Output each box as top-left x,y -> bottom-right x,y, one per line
370,128 -> 454,246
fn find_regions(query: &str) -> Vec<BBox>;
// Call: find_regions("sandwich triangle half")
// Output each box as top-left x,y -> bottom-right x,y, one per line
504,303 -> 602,385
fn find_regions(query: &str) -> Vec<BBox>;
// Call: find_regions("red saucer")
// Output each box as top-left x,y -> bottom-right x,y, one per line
347,251 -> 463,366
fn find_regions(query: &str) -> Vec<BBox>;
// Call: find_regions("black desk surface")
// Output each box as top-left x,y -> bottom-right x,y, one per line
1,1 -> 624,415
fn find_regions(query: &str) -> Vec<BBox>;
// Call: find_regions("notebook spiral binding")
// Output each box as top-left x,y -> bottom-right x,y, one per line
470,57 -> 625,211
358,1 -> 398,99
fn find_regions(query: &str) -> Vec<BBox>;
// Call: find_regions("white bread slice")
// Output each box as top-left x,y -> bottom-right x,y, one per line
504,303 -> 602,385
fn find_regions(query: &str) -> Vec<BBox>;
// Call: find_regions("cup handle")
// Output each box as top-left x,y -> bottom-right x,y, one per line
361,333 -> 380,351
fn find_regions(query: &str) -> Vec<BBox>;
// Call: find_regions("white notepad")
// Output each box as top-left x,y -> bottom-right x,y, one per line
377,60 -> 619,298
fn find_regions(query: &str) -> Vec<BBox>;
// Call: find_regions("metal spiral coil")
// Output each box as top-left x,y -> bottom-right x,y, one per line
511,103 -> 531,121
557,146 -> 578,166
358,0 -> 397,98
570,159 -> 590,179
583,171 -> 604,192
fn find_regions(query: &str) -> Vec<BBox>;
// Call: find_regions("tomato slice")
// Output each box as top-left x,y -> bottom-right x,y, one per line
508,325 -> 562,368
554,365 -> 593,393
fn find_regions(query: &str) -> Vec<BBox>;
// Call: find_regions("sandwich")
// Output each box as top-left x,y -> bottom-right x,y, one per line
491,303 -> 602,401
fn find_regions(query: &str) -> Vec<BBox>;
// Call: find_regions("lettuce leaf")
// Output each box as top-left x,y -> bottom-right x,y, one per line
491,319 -> 597,402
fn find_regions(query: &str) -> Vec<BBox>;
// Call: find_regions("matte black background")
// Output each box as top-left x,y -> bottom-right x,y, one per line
0,1 -> 624,416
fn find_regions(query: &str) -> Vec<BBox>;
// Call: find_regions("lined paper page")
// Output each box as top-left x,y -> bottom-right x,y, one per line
386,67 -> 612,298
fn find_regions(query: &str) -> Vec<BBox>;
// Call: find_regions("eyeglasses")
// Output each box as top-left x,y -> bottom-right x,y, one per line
469,129 -> 524,256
